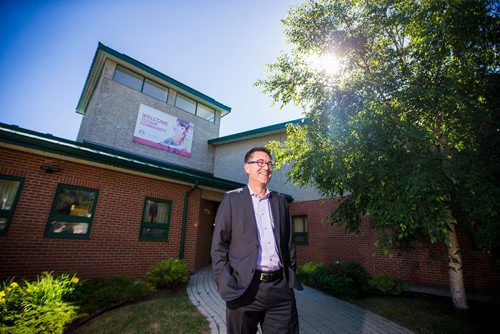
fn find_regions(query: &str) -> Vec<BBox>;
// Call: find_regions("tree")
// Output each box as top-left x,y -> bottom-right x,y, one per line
258,0 -> 499,311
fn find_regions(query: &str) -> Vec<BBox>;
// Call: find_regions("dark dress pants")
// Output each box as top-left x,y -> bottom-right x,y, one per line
226,273 -> 299,334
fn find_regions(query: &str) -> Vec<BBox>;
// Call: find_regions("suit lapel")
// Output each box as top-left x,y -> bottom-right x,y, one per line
241,186 -> 259,237
269,192 -> 282,249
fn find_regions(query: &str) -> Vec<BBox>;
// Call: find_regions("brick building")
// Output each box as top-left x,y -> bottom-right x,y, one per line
1,43 -> 498,300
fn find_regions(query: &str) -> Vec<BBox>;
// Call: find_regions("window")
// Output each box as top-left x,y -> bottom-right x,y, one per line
143,79 -> 168,102
196,104 -> 216,122
140,198 -> 172,241
292,215 -> 308,245
113,66 -> 169,103
175,94 -> 197,114
175,93 -> 216,123
0,175 -> 24,235
113,65 -> 216,123
113,65 -> 143,91
45,185 -> 98,239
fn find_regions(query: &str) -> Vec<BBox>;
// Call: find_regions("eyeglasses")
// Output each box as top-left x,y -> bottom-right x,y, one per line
247,159 -> 274,168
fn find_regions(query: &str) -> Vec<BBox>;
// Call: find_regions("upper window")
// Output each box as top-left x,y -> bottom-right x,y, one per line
45,184 -> 98,239
292,215 -> 308,245
113,65 -> 217,123
113,65 -> 169,103
175,93 -> 216,123
113,65 -> 143,91
175,94 -> 197,114
0,175 -> 24,235
140,198 -> 172,241
196,104 -> 216,122
143,79 -> 168,102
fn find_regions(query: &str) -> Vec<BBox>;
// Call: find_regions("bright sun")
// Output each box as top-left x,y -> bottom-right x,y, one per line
306,52 -> 342,76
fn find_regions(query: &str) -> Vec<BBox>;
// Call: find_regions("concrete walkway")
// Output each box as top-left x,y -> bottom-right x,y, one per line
187,267 -> 414,334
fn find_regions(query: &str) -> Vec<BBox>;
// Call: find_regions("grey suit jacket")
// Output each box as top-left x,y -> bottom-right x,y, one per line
210,186 -> 303,301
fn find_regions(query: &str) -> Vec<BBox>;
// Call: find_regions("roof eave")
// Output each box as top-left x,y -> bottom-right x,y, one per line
0,123 -> 242,191
208,118 -> 307,145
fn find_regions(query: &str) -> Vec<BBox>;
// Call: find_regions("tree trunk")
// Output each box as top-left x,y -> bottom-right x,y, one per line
447,219 -> 469,311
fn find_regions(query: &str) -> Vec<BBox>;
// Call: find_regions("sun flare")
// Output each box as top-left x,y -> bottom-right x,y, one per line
306,52 -> 342,76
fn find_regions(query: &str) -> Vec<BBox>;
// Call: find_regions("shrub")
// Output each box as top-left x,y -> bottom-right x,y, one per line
342,261 -> 370,294
309,264 -> 359,300
306,261 -> 369,300
369,272 -> 403,296
0,272 -> 82,334
144,259 -> 189,290
312,267 -> 359,300
69,276 -> 153,314
297,261 -> 322,286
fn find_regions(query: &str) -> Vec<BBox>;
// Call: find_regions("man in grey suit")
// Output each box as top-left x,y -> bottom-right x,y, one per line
211,147 -> 303,333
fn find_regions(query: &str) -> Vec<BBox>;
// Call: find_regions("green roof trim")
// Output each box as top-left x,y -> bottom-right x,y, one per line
76,42 -> 231,116
208,118 -> 307,145
0,122 -> 243,191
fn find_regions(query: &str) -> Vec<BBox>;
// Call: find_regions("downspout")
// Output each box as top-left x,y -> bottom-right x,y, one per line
179,181 -> 199,259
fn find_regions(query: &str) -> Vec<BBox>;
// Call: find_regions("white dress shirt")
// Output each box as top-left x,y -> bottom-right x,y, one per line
249,186 -> 282,272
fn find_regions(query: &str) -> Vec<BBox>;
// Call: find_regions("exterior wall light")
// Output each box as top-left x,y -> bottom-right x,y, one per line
40,164 -> 61,173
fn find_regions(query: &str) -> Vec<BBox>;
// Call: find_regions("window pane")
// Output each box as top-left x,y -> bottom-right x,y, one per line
141,198 -> 171,241
46,185 -> 97,238
143,79 -> 168,102
156,202 -> 170,224
0,217 -> 7,231
48,221 -> 89,234
196,104 -> 215,122
0,179 -> 21,210
144,200 -> 170,224
292,216 -> 307,233
292,216 -> 308,245
175,94 -> 196,114
113,66 -> 143,91
55,189 -> 95,217
141,228 -> 168,238
294,234 -> 308,244
144,200 -> 155,223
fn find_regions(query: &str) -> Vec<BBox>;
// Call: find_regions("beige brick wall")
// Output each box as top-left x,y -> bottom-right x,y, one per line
212,133 -> 322,201
77,60 -> 219,173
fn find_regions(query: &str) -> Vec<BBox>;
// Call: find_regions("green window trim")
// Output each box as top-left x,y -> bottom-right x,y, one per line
0,175 -> 24,236
45,184 -> 99,239
139,197 -> 172,242
292,215 -> 308,245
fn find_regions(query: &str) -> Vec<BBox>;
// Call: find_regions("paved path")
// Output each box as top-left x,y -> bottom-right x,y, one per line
187,267 -> 414,334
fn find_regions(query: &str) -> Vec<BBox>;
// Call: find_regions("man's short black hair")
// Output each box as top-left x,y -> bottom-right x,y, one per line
244,147 -> 272,163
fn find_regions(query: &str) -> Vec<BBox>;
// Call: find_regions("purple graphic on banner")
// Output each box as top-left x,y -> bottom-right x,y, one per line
133,104 -> 193,157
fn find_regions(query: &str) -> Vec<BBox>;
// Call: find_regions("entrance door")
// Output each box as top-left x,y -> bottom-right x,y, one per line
194,199 -> 220,269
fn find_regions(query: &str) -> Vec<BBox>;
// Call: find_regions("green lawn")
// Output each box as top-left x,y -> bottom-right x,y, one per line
352,294 -> 499,334
71,293 -> 209,334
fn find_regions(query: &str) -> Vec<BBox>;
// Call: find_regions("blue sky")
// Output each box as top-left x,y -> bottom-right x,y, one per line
0,0 -> 303,139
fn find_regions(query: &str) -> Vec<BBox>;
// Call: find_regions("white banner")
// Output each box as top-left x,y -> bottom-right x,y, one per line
133,104 -> 193,157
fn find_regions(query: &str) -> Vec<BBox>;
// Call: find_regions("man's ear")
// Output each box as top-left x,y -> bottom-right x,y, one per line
244,162 -> 251,174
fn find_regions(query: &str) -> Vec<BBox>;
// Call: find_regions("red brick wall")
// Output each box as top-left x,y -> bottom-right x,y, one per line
2,146 -> 498,297
0,147 -> 203,280
290,199 -> 500,295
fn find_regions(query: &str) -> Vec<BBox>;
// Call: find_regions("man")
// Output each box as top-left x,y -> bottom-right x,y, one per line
211,147 -> 303,333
